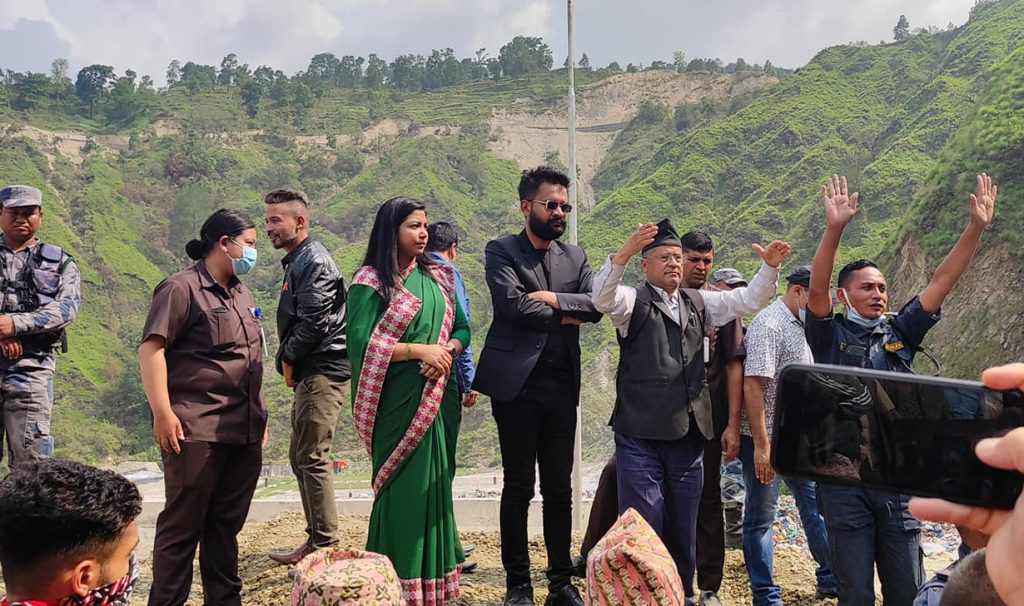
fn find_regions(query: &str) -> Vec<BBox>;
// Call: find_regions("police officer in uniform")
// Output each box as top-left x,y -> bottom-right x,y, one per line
0,185 -> 81,469
806,173 -> 997,606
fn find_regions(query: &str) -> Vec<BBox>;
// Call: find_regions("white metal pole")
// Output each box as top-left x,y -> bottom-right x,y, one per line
567,0 -> 583,533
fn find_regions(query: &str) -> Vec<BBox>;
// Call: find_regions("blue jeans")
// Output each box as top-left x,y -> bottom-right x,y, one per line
615,430 -> 704,602
816,484 -> 924,606
739,436 -> 837,606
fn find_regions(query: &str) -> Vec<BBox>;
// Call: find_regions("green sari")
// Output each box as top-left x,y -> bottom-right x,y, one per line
347,262 -> 470,605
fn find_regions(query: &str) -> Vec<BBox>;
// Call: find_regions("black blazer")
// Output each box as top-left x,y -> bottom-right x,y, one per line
473,231 -> 602,402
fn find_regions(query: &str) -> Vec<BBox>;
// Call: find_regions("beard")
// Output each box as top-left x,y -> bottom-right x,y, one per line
528,210 -> 566,241
271,227 -> 298,250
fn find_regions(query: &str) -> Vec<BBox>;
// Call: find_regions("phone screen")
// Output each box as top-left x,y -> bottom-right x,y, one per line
772,364 -> 1024,509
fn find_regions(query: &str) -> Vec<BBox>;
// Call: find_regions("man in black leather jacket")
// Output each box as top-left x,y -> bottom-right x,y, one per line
262,189 -> 350,566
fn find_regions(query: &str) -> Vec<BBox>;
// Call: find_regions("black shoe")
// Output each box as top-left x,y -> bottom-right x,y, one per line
544,584 -> 584,606
461,561 -> 478,574
504,583 -> 534,606
571,555 -> 587,578
815,588 -> 840,599
464,543 -> 476,557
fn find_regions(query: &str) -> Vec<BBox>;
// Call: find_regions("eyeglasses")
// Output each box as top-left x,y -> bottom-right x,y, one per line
525,199 -> 573,214
644,253 -> 684,264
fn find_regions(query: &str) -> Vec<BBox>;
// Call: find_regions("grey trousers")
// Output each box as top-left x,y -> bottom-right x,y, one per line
0,358 -> 54,469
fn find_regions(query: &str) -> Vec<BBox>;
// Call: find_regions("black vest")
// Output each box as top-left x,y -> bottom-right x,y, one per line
611,283 -> 713,441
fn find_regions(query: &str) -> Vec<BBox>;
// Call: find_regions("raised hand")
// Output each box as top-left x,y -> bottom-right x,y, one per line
970,173 -> 997,229
751,240 -> 792,268
821,174 -> 859,228
613,223 -> 659,266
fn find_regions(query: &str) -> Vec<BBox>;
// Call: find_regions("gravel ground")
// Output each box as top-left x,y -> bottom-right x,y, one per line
132,512 -> 850,605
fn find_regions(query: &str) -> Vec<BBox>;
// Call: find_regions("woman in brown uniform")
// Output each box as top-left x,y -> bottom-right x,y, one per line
139,208 -> 267,606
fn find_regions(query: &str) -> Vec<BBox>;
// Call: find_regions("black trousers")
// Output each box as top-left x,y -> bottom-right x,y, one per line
696,436 -> 725,592
492,379 -> 577,590
149,441 -> 262,606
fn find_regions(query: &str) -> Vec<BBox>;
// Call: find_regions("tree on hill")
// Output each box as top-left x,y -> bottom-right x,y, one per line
75,64 -> 114,117
364,54 -> 388,89
894,15 -> 910,41
108,71 -> 145,122
426,48 -> 462,89
240,80 -> 262,117
389,54 -> 426,90
498,36 -> 553,78
579,53 -> 591,70
219,53 -> 239,86
50,58 -> 72,100
486,57 -> 502,82
338,56 -> 364,88
636,99 -> 669,124
673,50 -> 686,73
307,53 -> 341,83
166,60 -> 181,87
178,62 -> 217,94
252,65 -> 276,87
11,72 -> 50,110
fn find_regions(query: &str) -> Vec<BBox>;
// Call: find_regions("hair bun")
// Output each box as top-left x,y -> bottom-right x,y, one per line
185,239 -> 204,260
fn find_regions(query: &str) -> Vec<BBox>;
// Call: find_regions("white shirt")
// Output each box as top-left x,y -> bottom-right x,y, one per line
591,256 -> 780,338
649,285 -> 680,324
740,297 -> 812,437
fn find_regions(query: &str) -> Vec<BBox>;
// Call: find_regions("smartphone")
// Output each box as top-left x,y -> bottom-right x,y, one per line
772,363 -> 1024,509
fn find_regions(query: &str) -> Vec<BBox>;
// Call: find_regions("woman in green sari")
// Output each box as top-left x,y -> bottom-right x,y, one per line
347,197 -> 470,604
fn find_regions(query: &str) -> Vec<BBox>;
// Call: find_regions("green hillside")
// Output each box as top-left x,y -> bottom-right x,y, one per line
583,0 -> 1023,368
0,1 -> 1021,466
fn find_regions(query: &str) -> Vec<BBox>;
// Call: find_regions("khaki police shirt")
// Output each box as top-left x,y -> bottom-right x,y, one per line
142,261 -> 266,445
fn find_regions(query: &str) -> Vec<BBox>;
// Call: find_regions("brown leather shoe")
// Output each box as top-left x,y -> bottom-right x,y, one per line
268,541 -> 315,566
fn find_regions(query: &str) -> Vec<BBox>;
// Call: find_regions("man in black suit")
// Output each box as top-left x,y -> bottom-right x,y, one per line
474,166 -> 602,606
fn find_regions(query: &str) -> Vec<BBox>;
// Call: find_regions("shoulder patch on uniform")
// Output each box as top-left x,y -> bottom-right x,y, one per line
884,341 -> 905,352
38,243 -> 64,262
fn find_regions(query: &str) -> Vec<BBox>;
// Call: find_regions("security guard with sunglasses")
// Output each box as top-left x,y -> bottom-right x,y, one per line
0,185 -> 81,469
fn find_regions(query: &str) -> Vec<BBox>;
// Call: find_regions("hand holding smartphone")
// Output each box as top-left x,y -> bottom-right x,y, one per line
772,364 -> 1024,509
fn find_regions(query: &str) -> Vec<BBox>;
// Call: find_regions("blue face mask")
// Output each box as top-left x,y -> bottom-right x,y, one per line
228,239 -> 257,276
839,288 -> 884,328
798,307 -> 807,324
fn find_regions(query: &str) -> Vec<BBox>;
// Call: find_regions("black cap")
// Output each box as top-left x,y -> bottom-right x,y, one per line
786,265 -> 812,287
642,219 -> 682,254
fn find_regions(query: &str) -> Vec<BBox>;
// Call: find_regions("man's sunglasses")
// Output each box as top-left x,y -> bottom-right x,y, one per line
525,199 -> 573,214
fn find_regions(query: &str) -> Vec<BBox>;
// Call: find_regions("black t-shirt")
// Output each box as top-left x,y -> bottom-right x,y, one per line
529,246 -> 571,372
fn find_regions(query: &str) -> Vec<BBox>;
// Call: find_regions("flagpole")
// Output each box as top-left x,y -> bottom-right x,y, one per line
567,0 -> 583,533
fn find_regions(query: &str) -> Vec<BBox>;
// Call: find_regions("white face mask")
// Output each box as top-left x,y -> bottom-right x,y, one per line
838,287 -> 884,328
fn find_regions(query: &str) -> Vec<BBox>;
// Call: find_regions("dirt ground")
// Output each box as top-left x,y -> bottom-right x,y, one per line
134,512 -> 849,606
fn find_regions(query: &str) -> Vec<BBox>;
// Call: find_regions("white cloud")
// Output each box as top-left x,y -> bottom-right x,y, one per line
0,0 -> 975,82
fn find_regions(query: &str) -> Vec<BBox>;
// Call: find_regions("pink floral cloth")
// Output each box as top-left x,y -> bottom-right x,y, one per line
291,548 -> 405,606
585,508 -> 687,605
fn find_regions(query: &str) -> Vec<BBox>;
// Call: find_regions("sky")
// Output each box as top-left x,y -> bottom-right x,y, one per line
0,0 -> 976,84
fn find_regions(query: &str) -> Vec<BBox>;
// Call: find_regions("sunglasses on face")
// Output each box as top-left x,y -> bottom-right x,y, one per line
526,199 -> 573,214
